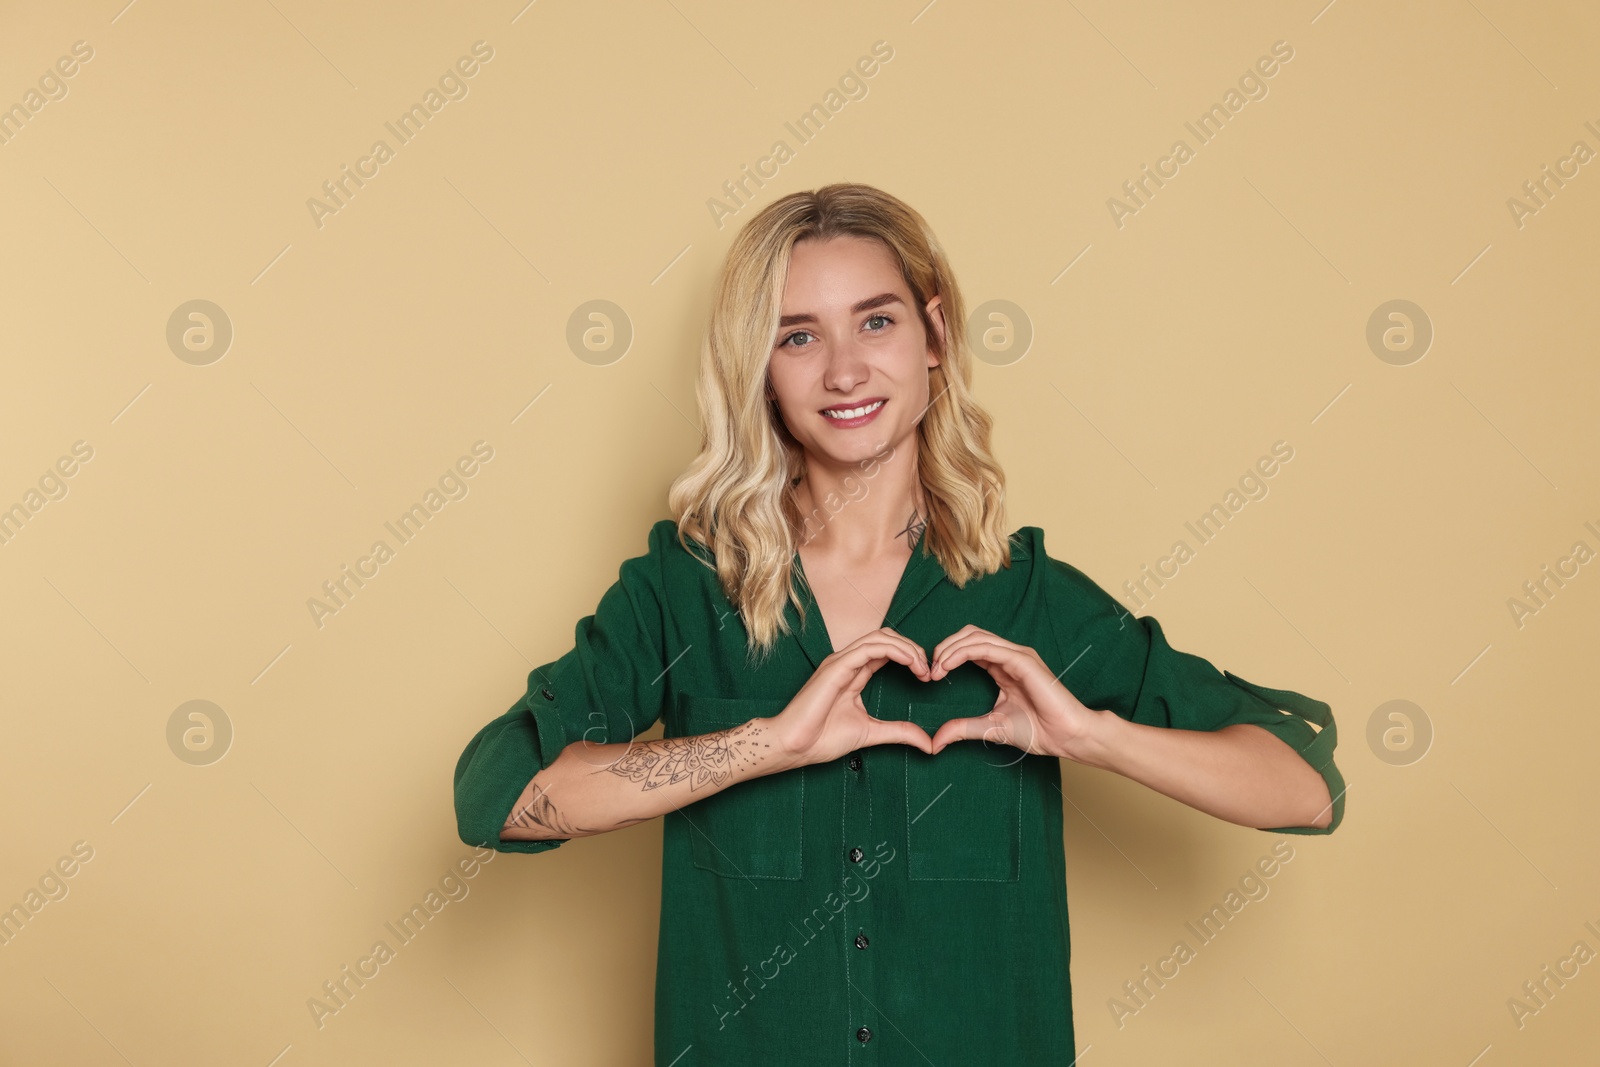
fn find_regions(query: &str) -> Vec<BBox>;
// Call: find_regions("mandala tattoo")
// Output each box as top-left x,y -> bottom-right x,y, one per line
603,721 -> 772,792
501,720 -> 777,839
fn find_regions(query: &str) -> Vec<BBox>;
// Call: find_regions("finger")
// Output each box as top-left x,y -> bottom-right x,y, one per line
825,648 -> 922,711
837,640 -> 928,704
837,658 -> 879,706
861,717 -> 935,755
932,626 -> 1029,659
871,627 -> 932,677
839,637 -> 926,682
833,632 -> 931,681
934,629 -> 1031,666
876,627 -> 934,675
931,634 -> 1030,680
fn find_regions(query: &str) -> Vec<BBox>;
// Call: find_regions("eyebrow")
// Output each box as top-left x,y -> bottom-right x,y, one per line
778,292 -> 903,329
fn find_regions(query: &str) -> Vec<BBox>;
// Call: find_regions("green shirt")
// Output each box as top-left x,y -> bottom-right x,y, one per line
454,519 -> 1346,1064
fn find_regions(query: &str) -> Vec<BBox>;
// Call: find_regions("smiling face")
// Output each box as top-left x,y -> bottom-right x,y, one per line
766,234 -> 945,474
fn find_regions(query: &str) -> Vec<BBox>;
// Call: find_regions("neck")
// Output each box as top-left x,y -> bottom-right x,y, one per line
792,445 -> 926,559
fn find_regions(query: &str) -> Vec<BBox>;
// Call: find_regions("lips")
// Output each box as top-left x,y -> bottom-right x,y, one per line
820,398 -> 887,427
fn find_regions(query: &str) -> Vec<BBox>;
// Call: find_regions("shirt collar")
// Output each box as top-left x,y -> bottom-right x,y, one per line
784,525 -> 947,672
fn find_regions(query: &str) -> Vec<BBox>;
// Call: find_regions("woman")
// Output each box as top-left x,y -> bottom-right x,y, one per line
454,183 -> 1345,1065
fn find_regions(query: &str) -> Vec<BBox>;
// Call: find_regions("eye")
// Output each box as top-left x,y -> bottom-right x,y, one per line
778,313 -> 893,349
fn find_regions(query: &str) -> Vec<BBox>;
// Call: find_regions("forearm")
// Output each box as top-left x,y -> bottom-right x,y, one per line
501,717 -> 797,841
1066,711 -> 1333,830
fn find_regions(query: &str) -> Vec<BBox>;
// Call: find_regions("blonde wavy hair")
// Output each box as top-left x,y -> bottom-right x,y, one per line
667,183 -> 1011,666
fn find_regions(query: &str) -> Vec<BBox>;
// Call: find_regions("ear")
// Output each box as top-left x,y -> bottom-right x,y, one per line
924,294 -> 947,367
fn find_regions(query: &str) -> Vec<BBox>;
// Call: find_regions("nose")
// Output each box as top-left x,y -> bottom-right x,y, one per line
822,336 -> 870,394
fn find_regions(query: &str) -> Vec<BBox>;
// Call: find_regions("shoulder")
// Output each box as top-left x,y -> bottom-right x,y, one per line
599,519 -> 702,579
1008,524 -> 1125,618
1003,526 -> 1138,683
589,519 -> 719,611
645,518 -> 713,563
633,519 -> 719,589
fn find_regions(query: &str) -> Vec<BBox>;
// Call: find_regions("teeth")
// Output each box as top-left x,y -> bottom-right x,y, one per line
822,400 -> 885,419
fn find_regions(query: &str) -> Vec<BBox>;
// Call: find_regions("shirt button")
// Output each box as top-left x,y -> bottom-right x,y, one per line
855,933 -> 869,949
539,687 -> 555,701
848,754 -> 862,771
848,846 -> 864,863
856,1026 -> 873,1043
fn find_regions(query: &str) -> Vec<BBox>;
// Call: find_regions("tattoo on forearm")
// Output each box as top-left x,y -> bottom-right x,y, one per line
602,721 -> 774,793
502,722 -> 776,838
505,781 -> 603,838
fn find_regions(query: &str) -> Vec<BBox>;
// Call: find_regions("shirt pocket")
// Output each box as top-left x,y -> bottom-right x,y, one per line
903,701 -> 1023,882
676,694 -> 804,882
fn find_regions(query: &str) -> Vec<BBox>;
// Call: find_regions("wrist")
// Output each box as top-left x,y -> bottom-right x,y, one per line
758,716 -> 805,773
1055,706 -> 1122,769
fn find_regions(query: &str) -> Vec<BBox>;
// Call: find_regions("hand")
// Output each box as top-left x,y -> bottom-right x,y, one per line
770,627 -> 937,768
925,625 -> 1101,761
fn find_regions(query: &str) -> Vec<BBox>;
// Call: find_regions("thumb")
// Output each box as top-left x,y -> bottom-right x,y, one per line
864,717 -> 935,755
930,712 -> 1008,754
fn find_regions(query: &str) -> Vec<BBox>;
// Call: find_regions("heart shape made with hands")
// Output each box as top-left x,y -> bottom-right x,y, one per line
918,624 -> 1098,760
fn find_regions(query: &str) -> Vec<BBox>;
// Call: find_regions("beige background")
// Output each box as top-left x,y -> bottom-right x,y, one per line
2,1 -> 1597,1063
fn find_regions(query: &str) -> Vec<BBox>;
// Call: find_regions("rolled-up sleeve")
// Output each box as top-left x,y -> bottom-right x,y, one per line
1044,551 -> 1346,836
454,521 -> 673,854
